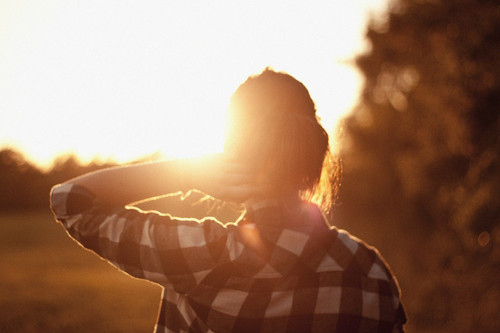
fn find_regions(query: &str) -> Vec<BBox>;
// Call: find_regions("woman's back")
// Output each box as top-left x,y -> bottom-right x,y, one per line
165,200 -> 406,332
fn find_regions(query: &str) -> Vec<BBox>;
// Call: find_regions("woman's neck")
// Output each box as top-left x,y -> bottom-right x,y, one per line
244,191 -> 300,211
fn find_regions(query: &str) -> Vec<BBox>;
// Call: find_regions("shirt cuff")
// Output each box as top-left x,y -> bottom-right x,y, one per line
50,183 -> 97,219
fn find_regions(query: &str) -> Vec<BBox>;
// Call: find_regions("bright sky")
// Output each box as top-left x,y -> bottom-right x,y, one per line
0,0 -> 388,169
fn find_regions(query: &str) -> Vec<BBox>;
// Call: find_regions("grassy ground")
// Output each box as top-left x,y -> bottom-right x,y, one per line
0,210 -> 160,332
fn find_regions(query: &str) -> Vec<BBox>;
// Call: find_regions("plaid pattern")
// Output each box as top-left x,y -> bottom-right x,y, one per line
50,184 -> 406,332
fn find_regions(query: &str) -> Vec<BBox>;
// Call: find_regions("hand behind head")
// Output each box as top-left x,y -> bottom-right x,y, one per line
182,153 -> 270,203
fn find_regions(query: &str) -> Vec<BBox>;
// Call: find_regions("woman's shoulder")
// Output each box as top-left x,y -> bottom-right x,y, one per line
320,225 -> 398,283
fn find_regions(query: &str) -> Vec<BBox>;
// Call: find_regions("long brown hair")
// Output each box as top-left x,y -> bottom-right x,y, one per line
225,68 -> 340,213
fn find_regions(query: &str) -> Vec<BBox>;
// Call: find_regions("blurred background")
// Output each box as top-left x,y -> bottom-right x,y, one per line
1,0 -> 499,332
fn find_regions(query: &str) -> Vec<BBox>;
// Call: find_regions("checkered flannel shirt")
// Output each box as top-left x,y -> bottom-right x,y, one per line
50,183 -> 406,332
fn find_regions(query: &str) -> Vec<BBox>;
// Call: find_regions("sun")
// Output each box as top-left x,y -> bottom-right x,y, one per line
77,99 -> 229,165
153,105 -> 227,160
0,1 -> 385,169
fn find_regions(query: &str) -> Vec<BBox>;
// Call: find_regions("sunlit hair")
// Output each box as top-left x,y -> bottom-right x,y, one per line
225,68 -> 339,212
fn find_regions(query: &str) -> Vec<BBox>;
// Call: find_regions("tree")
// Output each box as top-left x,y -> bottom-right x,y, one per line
0,149 -> 46,210
0,149 -> 116,211
338,0 -> 500,331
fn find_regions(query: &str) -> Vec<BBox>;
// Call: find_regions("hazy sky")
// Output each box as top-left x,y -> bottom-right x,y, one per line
0,0 -> 388,169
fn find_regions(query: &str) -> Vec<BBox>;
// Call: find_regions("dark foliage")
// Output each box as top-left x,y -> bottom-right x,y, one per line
337,0 -> 500,331
0,149 -> 115,211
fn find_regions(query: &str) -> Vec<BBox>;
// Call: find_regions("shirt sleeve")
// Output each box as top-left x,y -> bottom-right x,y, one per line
384,258 -> 407,332
50,183 -> 229,293
393,301 -> 407,332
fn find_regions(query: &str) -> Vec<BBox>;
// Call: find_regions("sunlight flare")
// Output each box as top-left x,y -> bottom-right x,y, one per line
0,0 -> 388,168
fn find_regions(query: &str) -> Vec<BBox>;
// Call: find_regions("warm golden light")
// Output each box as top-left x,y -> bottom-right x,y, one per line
0,0 -> 389,169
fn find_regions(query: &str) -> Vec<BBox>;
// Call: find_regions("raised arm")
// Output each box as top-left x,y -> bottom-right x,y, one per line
59,154 -> 261,206
50,156 -> 242,292
59,159 -> 184,206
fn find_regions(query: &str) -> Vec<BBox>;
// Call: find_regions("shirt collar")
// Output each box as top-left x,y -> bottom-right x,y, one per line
240,195 -> 318,228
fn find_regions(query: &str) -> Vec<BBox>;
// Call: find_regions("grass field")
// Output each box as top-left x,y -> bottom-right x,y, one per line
0,210 -> 161,332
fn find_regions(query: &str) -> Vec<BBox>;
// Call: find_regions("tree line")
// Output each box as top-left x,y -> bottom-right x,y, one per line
335,0 -> 499,331
0,149 -> 116,211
